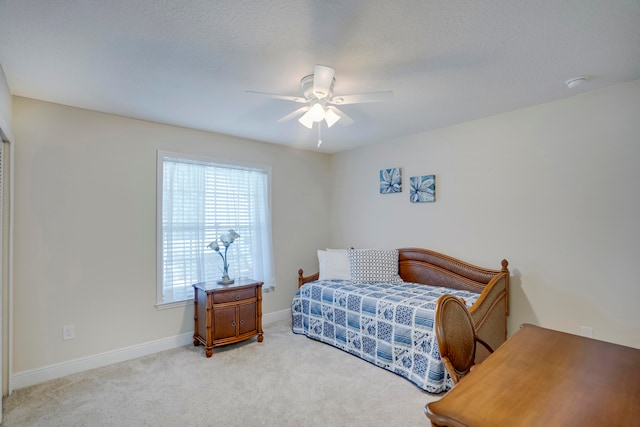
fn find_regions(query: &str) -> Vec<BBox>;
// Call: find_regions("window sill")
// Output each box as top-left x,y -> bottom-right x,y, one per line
156,284 -> 274,310
155,299 -> 192,310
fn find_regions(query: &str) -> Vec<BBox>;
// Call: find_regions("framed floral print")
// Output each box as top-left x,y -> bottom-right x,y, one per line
409,175 -> 436,203
379,167 -> 402,194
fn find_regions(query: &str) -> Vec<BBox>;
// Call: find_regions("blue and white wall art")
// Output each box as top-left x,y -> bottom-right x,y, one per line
379,167 -> 402,194
409,175 -> 436,203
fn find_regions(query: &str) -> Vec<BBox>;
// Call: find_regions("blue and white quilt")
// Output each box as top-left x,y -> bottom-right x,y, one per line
291,280 -> 479,393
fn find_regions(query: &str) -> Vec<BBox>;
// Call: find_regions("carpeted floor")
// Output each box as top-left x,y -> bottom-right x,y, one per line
2,319 -> 441,426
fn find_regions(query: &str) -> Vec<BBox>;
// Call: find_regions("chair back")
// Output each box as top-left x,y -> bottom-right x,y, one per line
435,294 -> 493,384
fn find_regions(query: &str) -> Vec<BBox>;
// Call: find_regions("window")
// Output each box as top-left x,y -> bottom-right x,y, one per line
157,151 -> 274,306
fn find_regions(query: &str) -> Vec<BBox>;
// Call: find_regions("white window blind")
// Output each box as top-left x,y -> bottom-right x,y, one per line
157,151 -> 274,305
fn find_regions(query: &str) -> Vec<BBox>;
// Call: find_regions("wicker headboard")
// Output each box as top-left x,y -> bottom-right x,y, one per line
298,247 -> 508,294
398,247 -> 508,294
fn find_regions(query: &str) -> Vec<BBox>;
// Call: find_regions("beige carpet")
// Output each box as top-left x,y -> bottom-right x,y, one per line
2,319 -> 441,426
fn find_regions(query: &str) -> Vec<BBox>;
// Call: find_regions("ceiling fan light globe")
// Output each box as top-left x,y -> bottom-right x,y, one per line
324,108 -> 340,128
298,112 -> 315,129
308,102 -> 325,122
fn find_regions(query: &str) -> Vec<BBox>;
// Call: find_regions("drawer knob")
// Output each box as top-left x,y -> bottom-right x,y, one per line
235,295 -> 240,301
240,319 -> 245,325
231,321 -> 236,327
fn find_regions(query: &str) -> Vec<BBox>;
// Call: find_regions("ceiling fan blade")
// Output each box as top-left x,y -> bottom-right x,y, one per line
246,91 -> 307,103
329,91 -> 393,105
313,65 -> 335,99
277,106 -> 309,123
327,106 -> 354,126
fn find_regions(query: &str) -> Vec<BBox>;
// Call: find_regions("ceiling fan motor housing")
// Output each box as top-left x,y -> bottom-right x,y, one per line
301,74 -> 335,101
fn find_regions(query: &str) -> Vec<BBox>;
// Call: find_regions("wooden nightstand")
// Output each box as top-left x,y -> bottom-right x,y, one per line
192,278 -> 263,357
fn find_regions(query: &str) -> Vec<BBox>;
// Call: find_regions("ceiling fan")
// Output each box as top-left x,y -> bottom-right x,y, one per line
248,65 -> 392,145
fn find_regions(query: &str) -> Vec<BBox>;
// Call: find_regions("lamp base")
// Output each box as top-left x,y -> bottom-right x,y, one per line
217,276 -> 235,285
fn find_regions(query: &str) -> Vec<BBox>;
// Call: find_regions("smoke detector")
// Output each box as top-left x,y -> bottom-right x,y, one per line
565,76 -> 588,89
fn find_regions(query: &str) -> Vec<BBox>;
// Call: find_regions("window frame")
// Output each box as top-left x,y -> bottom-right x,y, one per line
155,150 -> 273,309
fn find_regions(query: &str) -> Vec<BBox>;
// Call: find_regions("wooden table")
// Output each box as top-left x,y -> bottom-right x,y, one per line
425,324 -> 640,427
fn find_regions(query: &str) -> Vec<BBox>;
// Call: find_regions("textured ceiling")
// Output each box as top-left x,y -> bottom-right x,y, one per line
1,0 -> 639,153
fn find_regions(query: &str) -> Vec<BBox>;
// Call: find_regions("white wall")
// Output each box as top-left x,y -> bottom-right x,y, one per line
331,80 -> 640,349
11,97 -> 332,373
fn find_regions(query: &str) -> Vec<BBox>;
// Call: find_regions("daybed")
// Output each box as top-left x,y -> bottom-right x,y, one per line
291,247 -> 509,393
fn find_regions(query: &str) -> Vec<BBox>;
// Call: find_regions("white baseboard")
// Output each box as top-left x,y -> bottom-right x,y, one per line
11,308 -> 291,391
263,308 -> 291,324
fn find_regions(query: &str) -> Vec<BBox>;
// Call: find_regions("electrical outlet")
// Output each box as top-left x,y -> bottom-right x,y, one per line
63,324 -> 75,340
580,325 -> 593,338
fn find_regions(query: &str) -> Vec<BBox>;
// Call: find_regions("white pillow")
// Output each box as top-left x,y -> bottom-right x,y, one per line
318,249 -> 351,280
348,248 -> 403,283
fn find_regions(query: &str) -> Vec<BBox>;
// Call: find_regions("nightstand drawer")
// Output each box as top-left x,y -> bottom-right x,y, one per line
212,287 -> 256,304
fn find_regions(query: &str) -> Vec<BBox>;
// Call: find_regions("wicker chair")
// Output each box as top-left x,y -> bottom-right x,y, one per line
435,294 -> 494,385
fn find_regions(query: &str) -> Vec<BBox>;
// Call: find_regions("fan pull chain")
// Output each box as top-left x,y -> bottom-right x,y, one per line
317,123 -> 322,147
